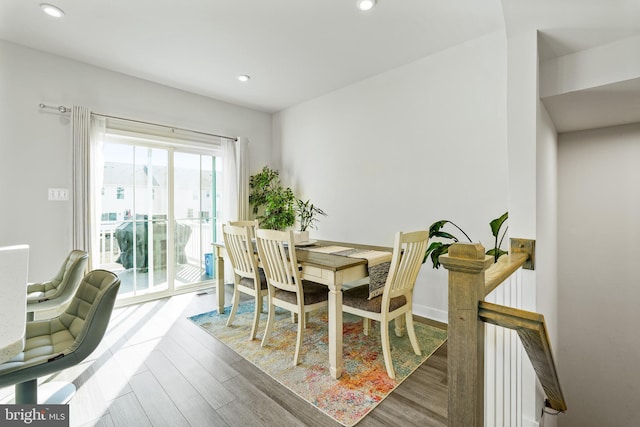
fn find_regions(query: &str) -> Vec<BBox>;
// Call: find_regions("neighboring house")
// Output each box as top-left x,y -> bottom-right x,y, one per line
101,161 -> 214,223
101,162 -> 164,223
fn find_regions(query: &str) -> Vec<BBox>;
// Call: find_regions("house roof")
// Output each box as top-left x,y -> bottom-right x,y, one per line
102,162 -> 213,189
102,163 -> 163,188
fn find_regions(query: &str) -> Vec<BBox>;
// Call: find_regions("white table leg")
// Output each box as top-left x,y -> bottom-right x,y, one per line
327,273 -> 343,379
214,245 -> 225,314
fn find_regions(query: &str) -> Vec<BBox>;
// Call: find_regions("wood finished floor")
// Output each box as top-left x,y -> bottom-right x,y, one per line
0,285 -> 448,427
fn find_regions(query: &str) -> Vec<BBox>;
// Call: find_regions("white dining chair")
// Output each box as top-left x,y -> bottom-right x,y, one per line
255,229 -> 328,366
341,230 -> 429,379
223,223 -> 268,340
229,219 -> 259,235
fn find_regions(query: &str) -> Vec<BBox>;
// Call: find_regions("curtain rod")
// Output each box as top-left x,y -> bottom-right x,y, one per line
38,103 -> 238,141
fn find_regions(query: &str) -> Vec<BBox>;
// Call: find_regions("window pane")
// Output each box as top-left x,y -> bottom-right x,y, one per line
174,152 -> 216,287
98,142 -> 169,296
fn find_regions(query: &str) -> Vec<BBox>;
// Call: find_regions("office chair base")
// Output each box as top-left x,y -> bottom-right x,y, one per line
5,380 -> 76,404
38,381 -> 76,404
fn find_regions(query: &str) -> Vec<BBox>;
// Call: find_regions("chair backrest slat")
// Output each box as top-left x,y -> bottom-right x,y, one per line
385,230 -> 429,298
223,224 -> 259,280
255,229 -> 300,294
228,220 -> 259,239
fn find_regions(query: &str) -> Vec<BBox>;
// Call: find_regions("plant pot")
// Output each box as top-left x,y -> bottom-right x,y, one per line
293,230 -> 309,244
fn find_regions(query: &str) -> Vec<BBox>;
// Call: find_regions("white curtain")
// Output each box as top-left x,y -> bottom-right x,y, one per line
221,136 -> 250,223
72,106 -> 105,270
221,138 -> 238,225
221,138 -> 237,284
72,106 -> 91,255
89,116 -> 106,270
236,137 -> 250,220
221,137 -> 251,284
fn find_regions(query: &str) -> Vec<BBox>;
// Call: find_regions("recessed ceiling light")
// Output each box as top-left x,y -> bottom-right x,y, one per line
40,3 -> 65,18
237,74 -> 251,82
357,0 -> 377,12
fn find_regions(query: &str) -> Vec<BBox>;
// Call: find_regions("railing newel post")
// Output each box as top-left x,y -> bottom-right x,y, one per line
440,243 -> 493,427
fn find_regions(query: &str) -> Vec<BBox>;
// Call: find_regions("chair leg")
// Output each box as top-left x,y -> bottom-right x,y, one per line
363,318 -> 371,336
249,294 -> 261,340
261,301 -> 276,347
226,286 -> 240,327
394,315 -> 406,337
380,319 -> 395,379
15,379 -> 38,404
405,312 -> 422,356
293,309 -> 305,366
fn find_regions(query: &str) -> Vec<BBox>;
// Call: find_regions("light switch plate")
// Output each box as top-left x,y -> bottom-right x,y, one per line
48,188 -> 69,201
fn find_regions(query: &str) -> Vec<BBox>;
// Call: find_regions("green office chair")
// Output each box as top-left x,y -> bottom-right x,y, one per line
26,250 -> 88,320
0,269 -> 120,404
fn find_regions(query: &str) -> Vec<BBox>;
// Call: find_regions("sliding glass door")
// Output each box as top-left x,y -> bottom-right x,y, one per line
96,134 -> 220,302
173,152 -> 219,289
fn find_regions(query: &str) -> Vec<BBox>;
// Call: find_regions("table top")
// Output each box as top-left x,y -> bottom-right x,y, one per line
214,238 -> 392,272
312,240 -> 392,252
295,240 -> 391,271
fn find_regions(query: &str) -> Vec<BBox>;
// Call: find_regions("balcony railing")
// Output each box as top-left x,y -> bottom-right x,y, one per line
98,220 -> 214,294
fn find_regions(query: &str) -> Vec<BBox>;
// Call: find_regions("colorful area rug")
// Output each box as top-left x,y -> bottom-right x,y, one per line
188,301 -> 447,426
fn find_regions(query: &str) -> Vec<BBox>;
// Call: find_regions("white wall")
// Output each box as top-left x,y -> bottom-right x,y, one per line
558,122 -> 640,427
539,32 -> 640,427
540,34 -> 640,98
273,31 -> 509,322
0,40 -> 272,282
502,28 -> 567,426
534,99 -> 560,427
536,103 -> 559,352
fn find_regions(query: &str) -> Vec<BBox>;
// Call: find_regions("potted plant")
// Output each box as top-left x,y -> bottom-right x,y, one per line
249,166 -> 296,230
295,199 -> 327,243
425,212 -> 508,269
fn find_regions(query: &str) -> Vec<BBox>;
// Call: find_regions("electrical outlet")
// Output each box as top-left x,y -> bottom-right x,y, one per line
48,188 -> 69,201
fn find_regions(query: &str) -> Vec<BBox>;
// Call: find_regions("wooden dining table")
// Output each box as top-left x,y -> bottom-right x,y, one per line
212,239 -> 392,379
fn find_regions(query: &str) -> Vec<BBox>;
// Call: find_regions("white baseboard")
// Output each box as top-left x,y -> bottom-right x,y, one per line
413,303 -> 448,324
523,415 -> 540,427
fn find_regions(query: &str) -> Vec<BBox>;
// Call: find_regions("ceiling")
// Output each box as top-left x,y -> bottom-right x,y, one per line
1,0 -> 640,118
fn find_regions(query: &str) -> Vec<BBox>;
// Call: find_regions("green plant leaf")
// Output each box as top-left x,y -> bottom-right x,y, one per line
488,211 -> 509,262
431,244 -> 450,269
425,241 -> 451,269
425,241 -> 442,258
428,220 -> 450,237
489,211 -> 508,238
431,231 -> 459,241
486,248 -> 508,259
250,166 -> 296,230
296,198 -> 327,231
